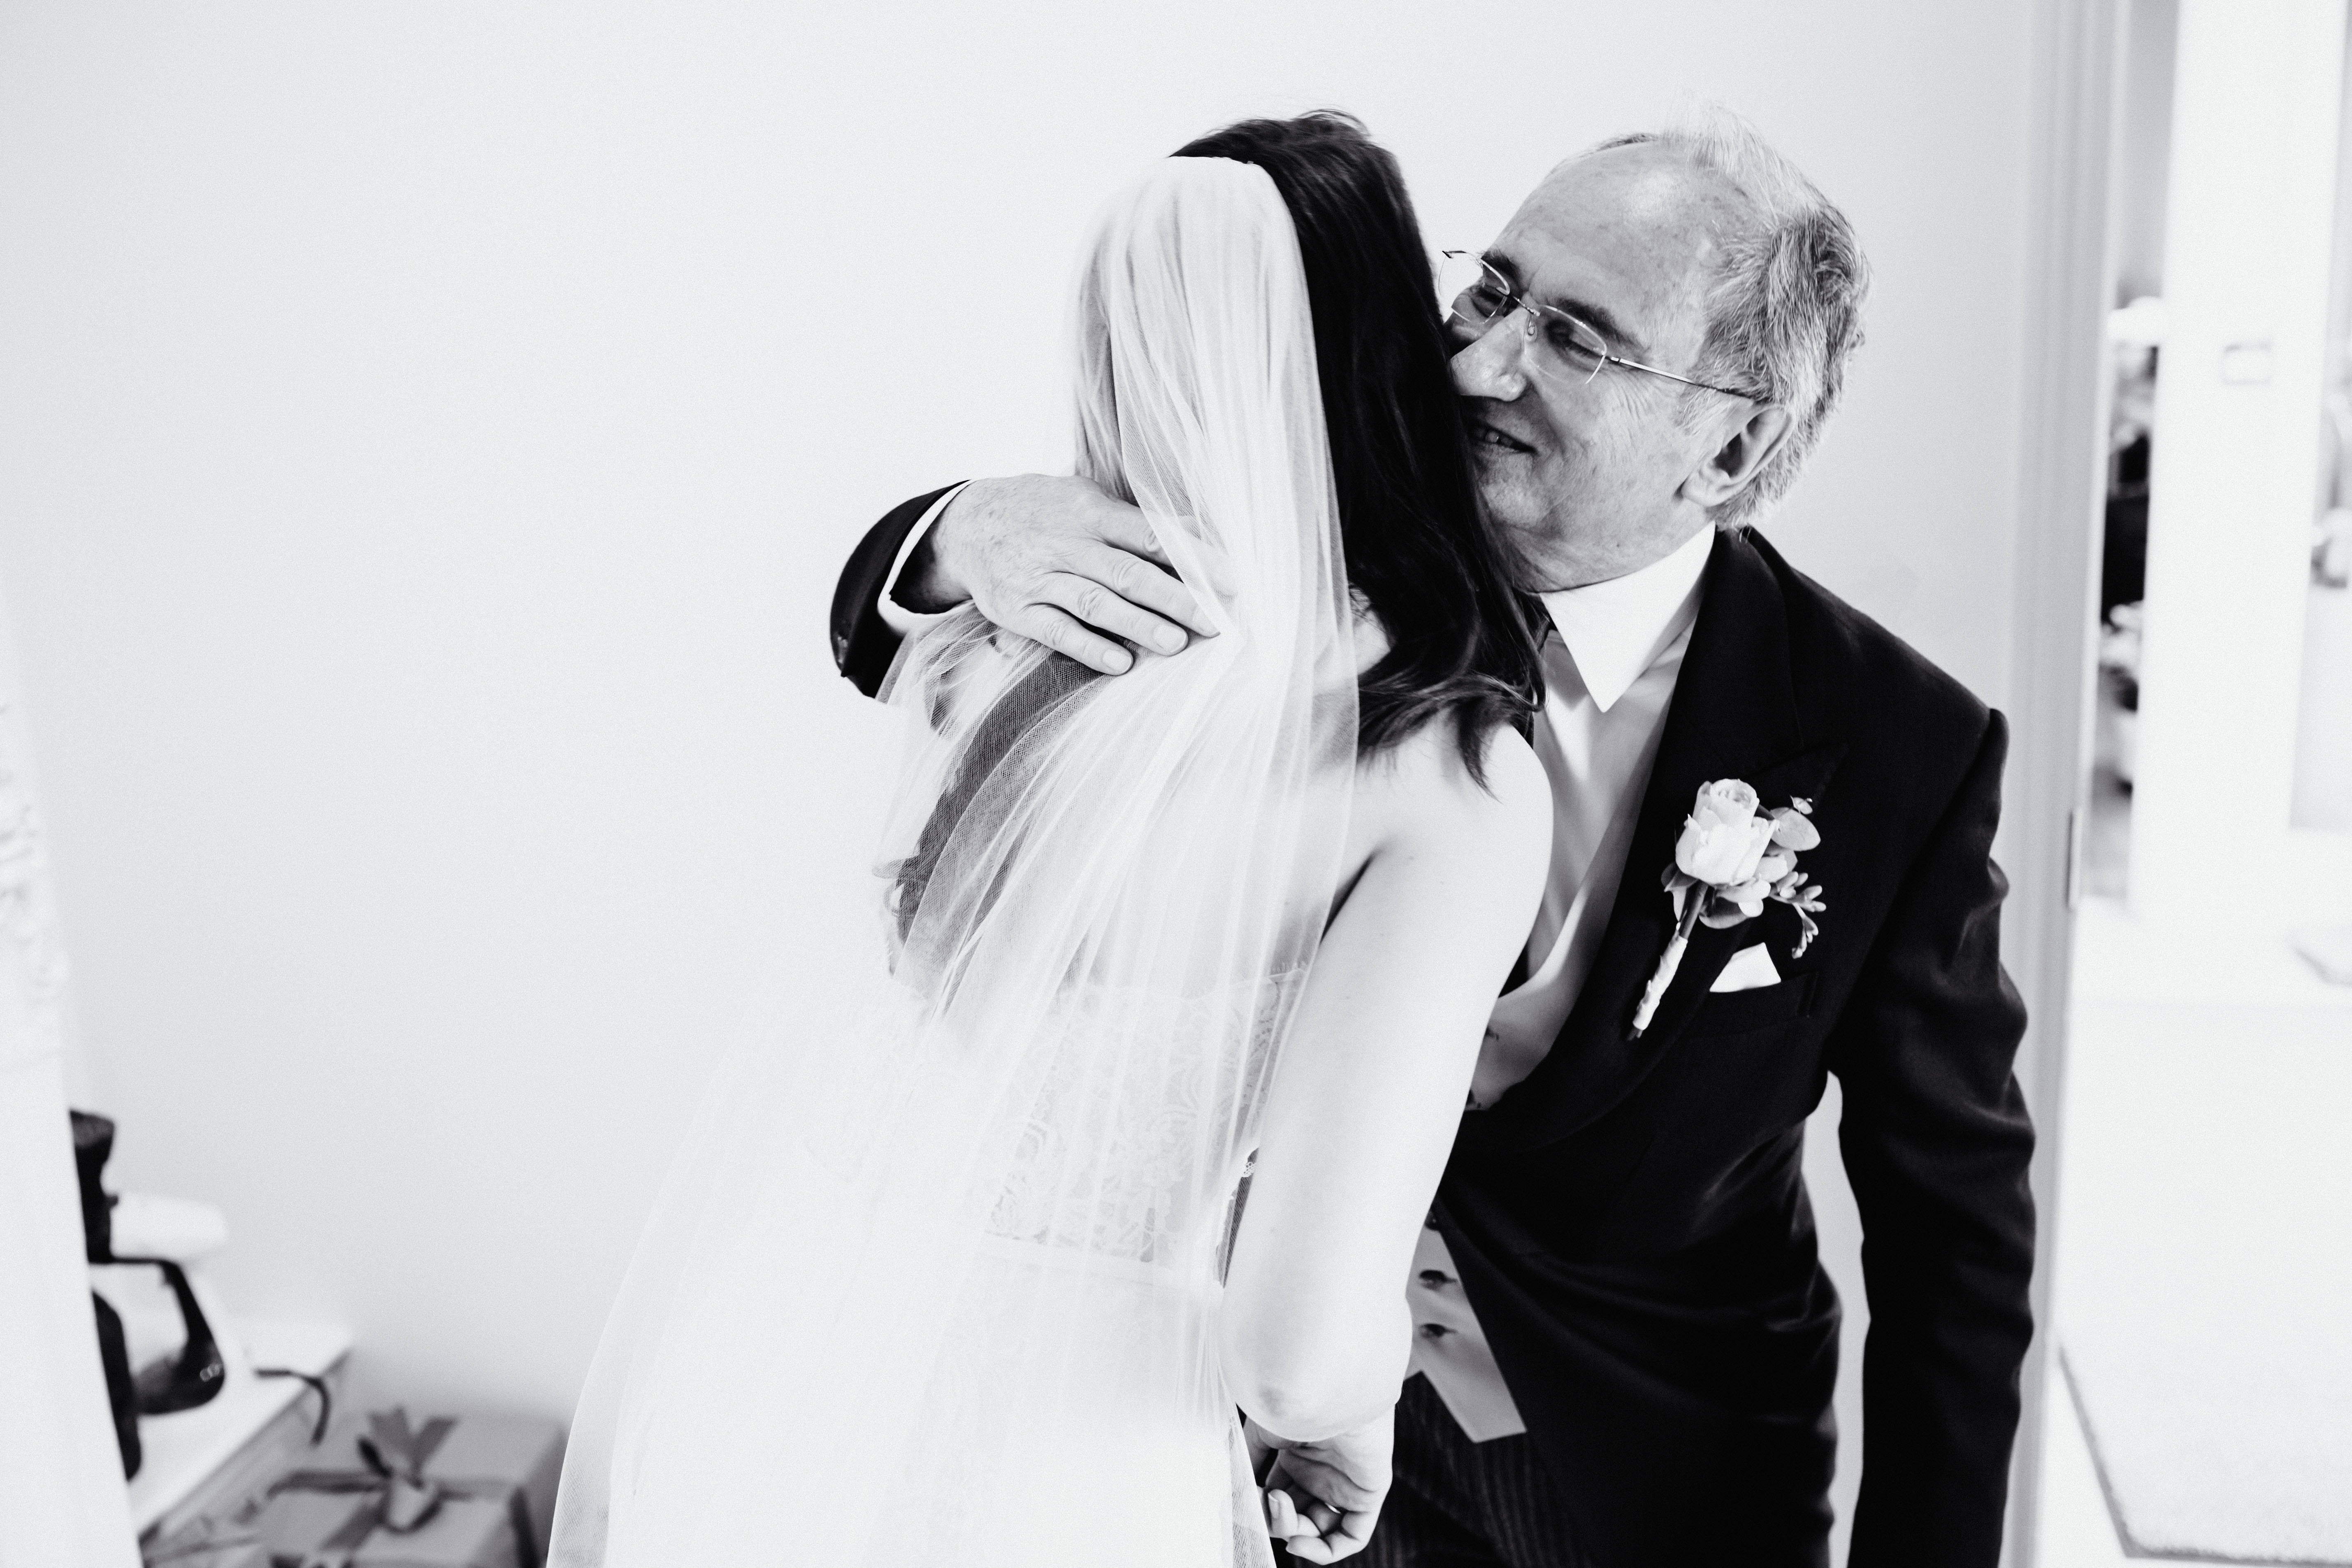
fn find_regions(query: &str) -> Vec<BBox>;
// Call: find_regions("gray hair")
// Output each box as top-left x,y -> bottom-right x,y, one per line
1595,108 -> 1870,529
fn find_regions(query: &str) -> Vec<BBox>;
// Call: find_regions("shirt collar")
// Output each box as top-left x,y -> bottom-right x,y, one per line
1535,525 -> 1716,713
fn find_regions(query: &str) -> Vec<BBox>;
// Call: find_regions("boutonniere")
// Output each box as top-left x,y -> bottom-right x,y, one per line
1630,780 -> 1827,1038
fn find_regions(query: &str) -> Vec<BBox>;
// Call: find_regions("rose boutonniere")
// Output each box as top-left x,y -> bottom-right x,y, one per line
1629,780 -> 1827,1038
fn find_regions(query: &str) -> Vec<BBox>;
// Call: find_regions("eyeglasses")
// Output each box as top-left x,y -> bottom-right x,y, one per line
1436,250 -> 1755,400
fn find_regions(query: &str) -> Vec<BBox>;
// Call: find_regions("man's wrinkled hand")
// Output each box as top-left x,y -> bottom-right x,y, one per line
905,474 -> 1218,675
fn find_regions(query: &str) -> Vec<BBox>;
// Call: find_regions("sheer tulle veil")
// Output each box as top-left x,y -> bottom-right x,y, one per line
549,157 -> 1356,1568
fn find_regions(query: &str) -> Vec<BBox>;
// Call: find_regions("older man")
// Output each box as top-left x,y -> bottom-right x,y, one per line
829,116 -> 2034,1568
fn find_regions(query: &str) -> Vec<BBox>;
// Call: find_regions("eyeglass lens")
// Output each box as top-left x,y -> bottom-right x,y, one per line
1435,253 -> 1609,383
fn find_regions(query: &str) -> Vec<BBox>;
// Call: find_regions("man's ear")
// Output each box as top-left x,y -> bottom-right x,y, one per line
1679,404 -> 1795,510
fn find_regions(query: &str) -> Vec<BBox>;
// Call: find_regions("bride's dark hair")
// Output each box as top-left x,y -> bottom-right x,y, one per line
1174,112 -> 1542,777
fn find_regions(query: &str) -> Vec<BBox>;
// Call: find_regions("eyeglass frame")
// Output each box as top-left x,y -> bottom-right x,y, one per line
1438,250 -> 1759,402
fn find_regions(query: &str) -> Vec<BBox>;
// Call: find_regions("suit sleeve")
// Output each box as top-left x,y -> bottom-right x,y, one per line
830,485 -> 959,698
1832,711 -> 2036,1568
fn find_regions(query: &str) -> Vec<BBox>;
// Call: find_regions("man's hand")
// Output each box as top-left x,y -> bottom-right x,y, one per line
900,474 -> 1219,675
1246,1414 -> 1393,1563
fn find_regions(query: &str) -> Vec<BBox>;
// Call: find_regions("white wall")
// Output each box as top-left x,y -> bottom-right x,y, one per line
0,0 -> 2037,1552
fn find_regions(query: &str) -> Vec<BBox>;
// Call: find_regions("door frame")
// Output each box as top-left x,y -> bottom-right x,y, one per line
2004,0 -> 2128,1561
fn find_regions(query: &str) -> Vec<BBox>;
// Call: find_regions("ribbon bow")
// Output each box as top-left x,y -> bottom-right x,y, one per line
355,1408 -> 453,1532
275,1406 -> 541,1568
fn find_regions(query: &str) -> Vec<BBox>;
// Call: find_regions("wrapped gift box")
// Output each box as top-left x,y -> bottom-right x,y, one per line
253,1490 -> 517,1568
248,1408 -> 564,1568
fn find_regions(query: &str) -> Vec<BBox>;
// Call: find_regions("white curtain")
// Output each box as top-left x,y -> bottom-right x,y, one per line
0,576 -> 140,1568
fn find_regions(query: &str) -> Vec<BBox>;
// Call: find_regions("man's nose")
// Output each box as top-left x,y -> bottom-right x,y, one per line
1449,318 -> 1528,400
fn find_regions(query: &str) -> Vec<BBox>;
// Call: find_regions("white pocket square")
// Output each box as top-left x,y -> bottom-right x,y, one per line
1711,943 -> 1783,993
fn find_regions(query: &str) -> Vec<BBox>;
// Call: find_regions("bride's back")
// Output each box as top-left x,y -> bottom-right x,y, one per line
854,128 -> 1549,1554
554,119 -> 1546,1568
870,121 -> 1542,1278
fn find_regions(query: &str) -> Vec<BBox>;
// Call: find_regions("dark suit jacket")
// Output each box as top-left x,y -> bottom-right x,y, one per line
831,489 -> 2036,1568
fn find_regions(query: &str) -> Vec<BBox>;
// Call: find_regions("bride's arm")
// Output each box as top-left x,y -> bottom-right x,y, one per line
1221,722 -> 1550,1443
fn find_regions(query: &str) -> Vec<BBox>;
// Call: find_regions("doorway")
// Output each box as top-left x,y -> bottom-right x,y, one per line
2039,2 -> 2352,1561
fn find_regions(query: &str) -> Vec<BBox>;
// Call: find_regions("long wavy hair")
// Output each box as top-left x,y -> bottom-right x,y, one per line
1174,111 -> 1541,778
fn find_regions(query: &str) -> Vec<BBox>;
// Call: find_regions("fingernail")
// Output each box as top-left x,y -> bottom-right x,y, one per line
1155,629 -> 1185,653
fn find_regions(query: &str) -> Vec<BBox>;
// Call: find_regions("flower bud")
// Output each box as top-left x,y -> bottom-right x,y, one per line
1693,779 -> 1759,830
1675,782 -> 1776,886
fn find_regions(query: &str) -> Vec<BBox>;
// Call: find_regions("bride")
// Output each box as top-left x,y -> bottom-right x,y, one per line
549,113 -> 1550,1568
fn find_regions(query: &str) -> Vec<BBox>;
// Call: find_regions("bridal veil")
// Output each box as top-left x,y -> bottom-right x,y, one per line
550,156 -> 1357,1568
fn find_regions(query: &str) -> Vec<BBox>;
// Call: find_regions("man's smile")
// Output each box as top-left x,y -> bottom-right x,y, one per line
1470,418 -> 1537,455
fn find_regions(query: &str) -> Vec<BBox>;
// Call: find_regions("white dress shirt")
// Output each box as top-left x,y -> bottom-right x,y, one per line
876,495 -> 1717,1444
875,483 -> 971,636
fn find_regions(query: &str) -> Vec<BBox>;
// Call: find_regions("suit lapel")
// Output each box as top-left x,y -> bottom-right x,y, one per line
1465,530 -> 1845,1157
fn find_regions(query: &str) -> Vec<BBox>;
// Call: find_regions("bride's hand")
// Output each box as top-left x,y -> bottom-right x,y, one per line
1247,1413 -> 1393,1563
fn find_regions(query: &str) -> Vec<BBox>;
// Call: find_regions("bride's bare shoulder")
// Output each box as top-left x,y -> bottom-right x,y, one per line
1351,718 -> 1548,869
1339,601 -> 1545,880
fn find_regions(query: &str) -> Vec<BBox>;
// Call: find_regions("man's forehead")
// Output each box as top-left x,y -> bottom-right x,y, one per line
1488,146 -> 1734,340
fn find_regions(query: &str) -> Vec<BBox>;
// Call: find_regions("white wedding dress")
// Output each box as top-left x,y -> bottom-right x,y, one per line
549,157 -> 1358,1568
